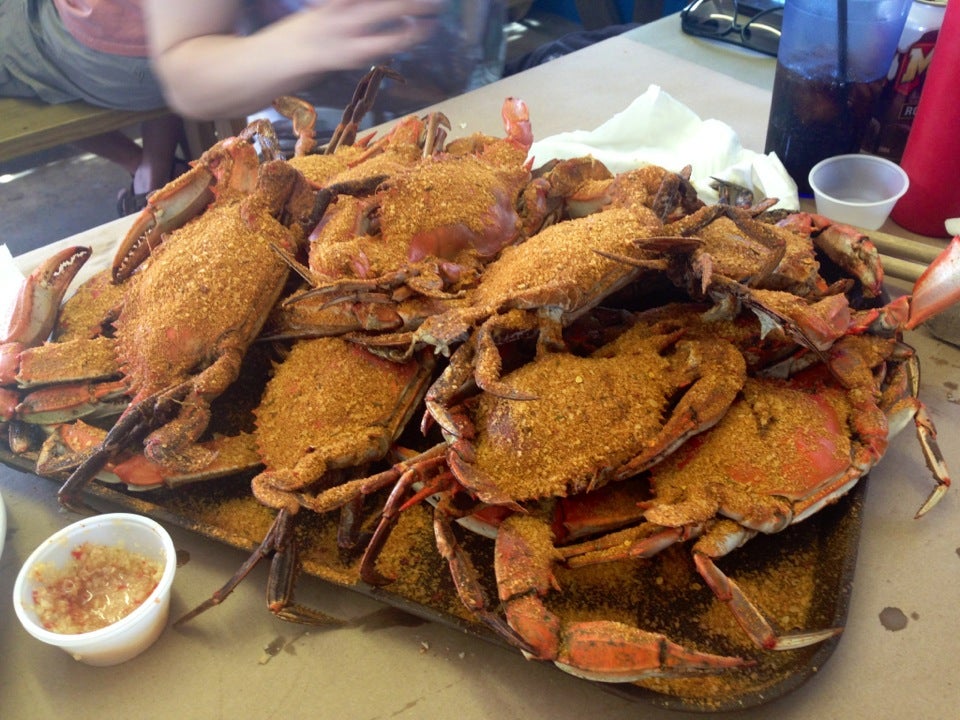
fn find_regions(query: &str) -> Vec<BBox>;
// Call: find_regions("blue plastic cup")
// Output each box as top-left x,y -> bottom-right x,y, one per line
764,0 -> 911,195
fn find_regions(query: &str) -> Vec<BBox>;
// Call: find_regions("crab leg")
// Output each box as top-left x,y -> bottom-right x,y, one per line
56,385 -> 187,510
825,335 -> 951,516
691,536 -> 844,651
353,444 -> 454,585
325,65 -> 404,152
272,95 -> 319,157
175,508 -> 344,626
36,420 -> 260,490
16,379 -> 128,425
347,112 -> 451,168
777,213 -> 884,298
565,521 -> 843,652
489,514 -> 748,680
2,245 -> 91,425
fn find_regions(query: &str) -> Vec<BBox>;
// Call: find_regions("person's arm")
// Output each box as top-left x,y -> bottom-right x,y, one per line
144,0 -> 445,119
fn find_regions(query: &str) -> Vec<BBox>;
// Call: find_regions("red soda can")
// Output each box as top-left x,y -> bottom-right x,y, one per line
861,0 -> 946,163
891,0 -> 960,236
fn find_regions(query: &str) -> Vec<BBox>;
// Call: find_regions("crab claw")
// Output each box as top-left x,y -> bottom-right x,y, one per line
493,515 -> 749,682
552,621 -> 750,682
113,163 -> 216,282
812,221 -> 883,298
112,136 -> 262,282
273,95 -> 318,157
778,212 -> 884,297
502,96 -> 533,156
906,235 -> 960,330
2,245 -> 91,352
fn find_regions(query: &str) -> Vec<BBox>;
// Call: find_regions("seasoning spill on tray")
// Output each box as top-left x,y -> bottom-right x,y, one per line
3,66 -> 960,710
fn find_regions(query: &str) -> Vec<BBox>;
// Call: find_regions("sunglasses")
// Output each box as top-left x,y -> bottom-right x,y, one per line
680,0 -> 784,57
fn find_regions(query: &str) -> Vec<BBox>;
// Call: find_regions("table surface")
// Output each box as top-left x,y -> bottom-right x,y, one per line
3,15 -> 959,720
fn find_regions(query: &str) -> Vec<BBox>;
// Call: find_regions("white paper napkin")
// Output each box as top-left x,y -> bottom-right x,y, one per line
527,84 -> 799,211
0,244 -> 25,340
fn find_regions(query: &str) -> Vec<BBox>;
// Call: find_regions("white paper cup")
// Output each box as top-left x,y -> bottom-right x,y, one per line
13,513 -> 176,666
808,154 -> 910,231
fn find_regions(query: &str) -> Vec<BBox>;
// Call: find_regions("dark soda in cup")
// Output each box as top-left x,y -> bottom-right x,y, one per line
763,0 -> 911,197
765,60 -> 885,195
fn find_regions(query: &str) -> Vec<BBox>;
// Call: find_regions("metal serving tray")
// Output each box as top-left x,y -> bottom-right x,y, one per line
0,445 -> 862,713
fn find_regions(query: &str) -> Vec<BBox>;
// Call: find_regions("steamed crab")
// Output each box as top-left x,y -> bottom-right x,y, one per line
543,231 -> 960,652
355,201 -> 685,398
1,251 -> 259,487
175,335 -> 436,625
601,203 -> 895,358
56,145 -> 320,509
561,332 -> 948,651
339,314 -> 752,680
270,95 -> 537,338
342,215 -> 960,670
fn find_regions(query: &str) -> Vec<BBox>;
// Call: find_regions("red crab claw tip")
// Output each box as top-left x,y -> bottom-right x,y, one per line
2,245 -> 91,347
502,96 -> 533,153
906,235 -> 960,330
112,166 -> 217,282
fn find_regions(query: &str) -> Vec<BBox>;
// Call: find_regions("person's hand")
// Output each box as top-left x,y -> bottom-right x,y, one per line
146,0 -> 450,118
290,0 -> 447,69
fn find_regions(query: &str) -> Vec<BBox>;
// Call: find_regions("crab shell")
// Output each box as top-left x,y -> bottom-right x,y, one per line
53,158 -> 318,510
443,324 -> 746,507
571,333 -> 947,651
113,180 -> 303,468
250,335 -> 436,514
176,335 -> 436,626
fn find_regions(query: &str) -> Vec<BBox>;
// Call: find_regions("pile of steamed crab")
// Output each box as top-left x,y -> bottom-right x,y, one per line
3,66 -> 960,695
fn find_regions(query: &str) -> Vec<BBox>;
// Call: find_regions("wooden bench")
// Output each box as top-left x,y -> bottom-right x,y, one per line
0,96 -> 245,165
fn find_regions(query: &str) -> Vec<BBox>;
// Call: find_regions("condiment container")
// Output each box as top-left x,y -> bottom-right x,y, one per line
808,154 -> 909,230
764,0 -> 912,195
890,0 -> 960,237
13,513 -> 176,666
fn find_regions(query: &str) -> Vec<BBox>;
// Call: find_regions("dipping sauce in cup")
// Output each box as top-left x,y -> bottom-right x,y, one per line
30,541 -> 164,634
13,513 -> 176,666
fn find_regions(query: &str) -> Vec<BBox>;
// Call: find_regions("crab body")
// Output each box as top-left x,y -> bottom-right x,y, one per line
348,315 -> 752,676
442,326 -> 746,506
56,157 -> 318,508
271,96 -> 535,339
394,204 -> 670,364
561,332 -> 948,651
251,336 -> 435,513
305,150 -> 530,291
176,335 -> 436,625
